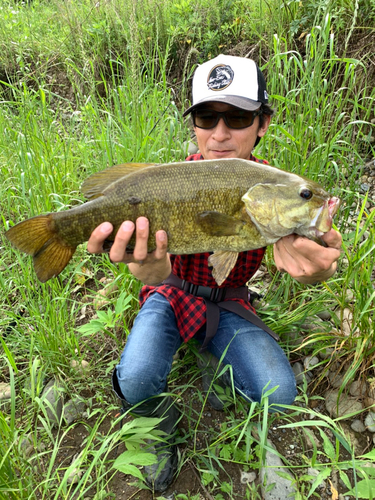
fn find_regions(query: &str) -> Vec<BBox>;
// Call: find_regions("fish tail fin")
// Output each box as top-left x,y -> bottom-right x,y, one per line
5,215 -> 76,282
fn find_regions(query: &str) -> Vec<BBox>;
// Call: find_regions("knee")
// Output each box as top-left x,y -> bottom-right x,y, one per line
238,370 -> 297,410
267,379 -> 297,410
257,369 -> 297,411
115,360 -> 168,405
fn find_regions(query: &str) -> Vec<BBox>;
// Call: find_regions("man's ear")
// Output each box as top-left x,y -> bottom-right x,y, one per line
258,114 -> 271,138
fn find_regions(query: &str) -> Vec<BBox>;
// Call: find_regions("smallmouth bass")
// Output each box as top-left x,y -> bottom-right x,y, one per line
5,159 -> 340,285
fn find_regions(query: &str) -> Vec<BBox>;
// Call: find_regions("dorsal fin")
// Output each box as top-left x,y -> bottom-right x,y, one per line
81,163 -> 155,199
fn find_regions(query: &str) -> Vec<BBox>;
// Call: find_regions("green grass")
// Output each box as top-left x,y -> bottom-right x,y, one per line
0,0 -> 375,498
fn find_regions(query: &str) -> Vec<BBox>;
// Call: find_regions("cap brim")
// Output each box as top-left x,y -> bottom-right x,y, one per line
183,95 -> 261,117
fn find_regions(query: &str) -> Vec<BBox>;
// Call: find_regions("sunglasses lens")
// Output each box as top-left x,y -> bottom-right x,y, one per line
193,109 -> 257,129
226,111 -> 254,128
193,110 -> 218,129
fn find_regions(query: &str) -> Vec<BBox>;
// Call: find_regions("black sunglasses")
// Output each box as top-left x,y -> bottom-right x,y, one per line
192,108 -> 262,130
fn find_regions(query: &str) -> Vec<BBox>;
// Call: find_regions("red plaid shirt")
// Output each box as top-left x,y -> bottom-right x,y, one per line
139,153 -> 268,343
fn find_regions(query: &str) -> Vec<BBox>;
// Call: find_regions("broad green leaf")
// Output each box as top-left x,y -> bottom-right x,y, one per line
112,463 -> 144,481
113,450 -> 157,467
345,479 -> 375,498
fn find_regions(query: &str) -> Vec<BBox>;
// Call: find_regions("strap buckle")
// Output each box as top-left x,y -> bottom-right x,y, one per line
181,280 -> 225,302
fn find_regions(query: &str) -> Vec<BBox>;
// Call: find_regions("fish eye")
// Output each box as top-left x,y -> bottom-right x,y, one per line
299,187 -> 313,200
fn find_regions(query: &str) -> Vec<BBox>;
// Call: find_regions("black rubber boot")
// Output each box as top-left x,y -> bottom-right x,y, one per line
197,351 -> 232,411
112,370 -> 179,492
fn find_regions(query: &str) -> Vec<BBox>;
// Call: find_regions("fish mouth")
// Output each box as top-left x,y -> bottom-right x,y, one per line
311,196 -> 340,237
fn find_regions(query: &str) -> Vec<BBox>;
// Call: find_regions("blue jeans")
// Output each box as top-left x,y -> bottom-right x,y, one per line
116,293 -> 296,408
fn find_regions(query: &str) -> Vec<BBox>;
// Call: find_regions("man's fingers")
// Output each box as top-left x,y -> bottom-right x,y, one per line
131,217 -> 149,262
87,222 -> 113,253
154,230 -> 168,259
109,220 -> 135,262
320,229 -> 342,250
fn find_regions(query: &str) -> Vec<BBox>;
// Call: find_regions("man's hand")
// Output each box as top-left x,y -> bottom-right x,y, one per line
87,217 -> 171,285
273,229 -> 342,284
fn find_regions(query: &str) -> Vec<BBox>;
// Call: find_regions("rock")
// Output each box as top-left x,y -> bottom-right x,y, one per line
328,371 -> 345,389
0,382 -> 11,400
20,434 -> 35,458
183,141 -> 198,155
67,453 -> 84,484
345,289 -> 355,303
325,390 -> 363,418
316,310 -> 332,321
70,360 -> 89,373
187,141 -> 198,155
20,434 -> 46,458
365,411 -> 375,432
292,362 -> 306,385
303,429 -> 320,449
340,422 -> 362,455
260,439 -> 297,500
336,308 -> 357,336
318,347 -> 334,360
40,379 -> 64,425
351,419 -> 366,433
240,471 -> 256,484
349,380 -> 367,398
63,397 -> 86,425
93,280 -> 118,309
304,356 -> 320,371
307,467 -> 326,488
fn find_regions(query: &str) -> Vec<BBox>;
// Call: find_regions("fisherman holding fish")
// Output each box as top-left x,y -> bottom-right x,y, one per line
6,54 -> 342,493
85,54 -> 342,492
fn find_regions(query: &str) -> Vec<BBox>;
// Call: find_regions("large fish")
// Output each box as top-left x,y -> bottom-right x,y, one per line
5,159 -> 340,285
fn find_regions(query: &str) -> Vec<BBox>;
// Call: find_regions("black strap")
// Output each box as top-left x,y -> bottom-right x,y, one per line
162,274 -> 279,351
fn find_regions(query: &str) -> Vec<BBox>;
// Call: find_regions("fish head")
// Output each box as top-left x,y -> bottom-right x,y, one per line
241,179 -> 340,243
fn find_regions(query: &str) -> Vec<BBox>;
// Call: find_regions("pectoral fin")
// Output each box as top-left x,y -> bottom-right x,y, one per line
82,163 -> 155,199
208,251 -> 239,286
196,211 -> 244,236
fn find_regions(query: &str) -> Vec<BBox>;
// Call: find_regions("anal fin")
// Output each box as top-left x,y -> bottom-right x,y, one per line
208,251 -> 239,286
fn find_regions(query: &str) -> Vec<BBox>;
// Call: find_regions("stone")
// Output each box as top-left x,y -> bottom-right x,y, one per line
20,434 -> 46,458
307,467 -> 326,488
93,280 -> 118,308
316,310 -> 332,321
303,429 -> 320,449
365,411 -> 375,432
292,362 -> 306,385
40,379 -> 64,425
318,347 -> 334,360
349,380 -> 367,398
260,439 -> 297,500
328,371 -> 345,389
240,471 -> 256,484
63,397 -> 86,425
0,382 -> 11,400
70,360 -> 89,373
336,308 -> 357,336
187,141 -> 198,155
325,390 -> 363,418
20,434 -> 34,458
304,356 -> 320,371
345,289 -> 355,302
67,452 -> 84,484
351,419 -> 366,433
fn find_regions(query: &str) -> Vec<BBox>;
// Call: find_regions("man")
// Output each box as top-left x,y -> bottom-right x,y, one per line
87,55 -> 342,492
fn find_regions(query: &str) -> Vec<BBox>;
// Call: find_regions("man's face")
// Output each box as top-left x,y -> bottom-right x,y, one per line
193,102 -> 271,160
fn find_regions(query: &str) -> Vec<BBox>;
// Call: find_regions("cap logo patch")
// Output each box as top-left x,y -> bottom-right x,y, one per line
207,64 -> 234,91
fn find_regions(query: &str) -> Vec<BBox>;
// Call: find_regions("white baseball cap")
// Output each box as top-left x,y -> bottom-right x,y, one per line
183,54 -> 269,116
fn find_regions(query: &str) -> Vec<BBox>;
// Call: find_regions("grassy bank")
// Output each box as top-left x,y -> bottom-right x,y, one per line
1,0 -> 375,498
